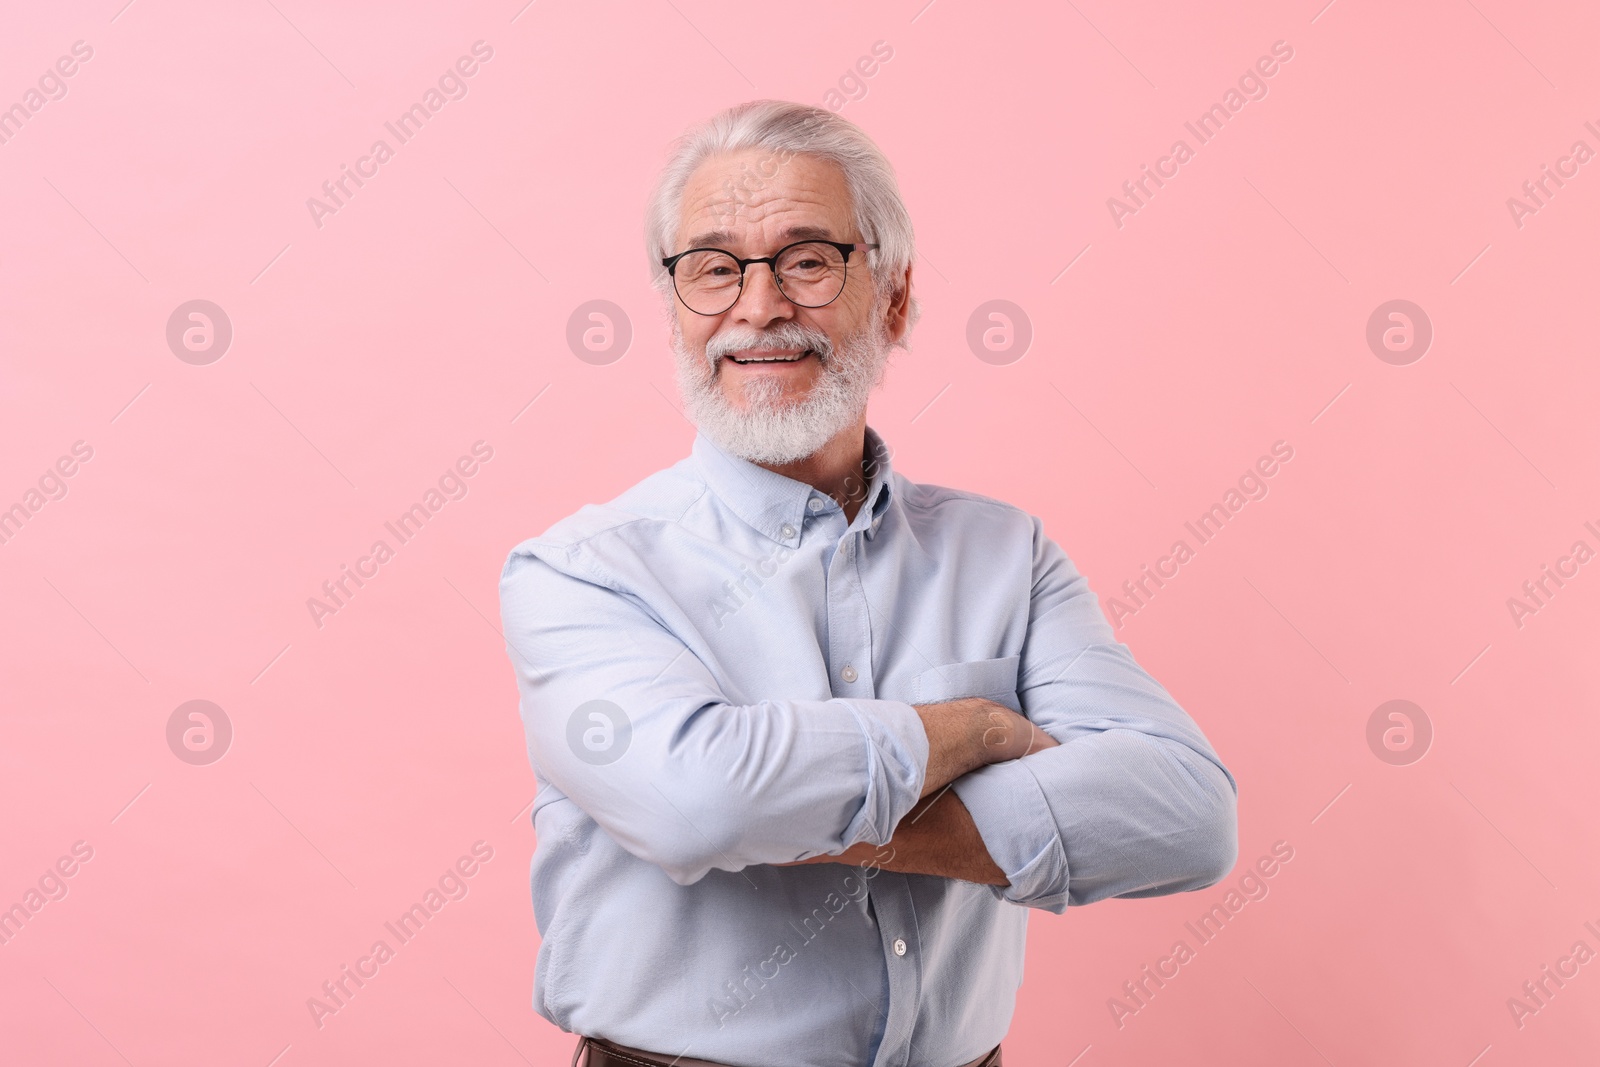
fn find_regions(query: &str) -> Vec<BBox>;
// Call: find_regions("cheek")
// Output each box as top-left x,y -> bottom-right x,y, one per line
674,312 -> 711,350
831,285 -> 876,332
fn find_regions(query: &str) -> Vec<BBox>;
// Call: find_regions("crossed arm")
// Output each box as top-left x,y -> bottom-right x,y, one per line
778,697 -> 1059,886
501,521 -> 1238,909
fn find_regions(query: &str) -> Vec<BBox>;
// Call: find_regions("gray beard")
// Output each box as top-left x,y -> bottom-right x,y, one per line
671,313 -> 890,465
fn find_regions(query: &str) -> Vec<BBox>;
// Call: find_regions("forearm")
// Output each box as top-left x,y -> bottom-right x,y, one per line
915,697 -> 1054,796
507,552 -> 940,883
783,788 -> 1009,885
536,691 -> 1017,882
507,547 -> 1061,883
951,719 -> 1238,910
774,700 -> 1057,881
782,698 -> 1063,884
879,788 -> 1009,884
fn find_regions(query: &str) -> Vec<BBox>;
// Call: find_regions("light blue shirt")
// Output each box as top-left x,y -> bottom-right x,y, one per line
498,426 -> 1238,1067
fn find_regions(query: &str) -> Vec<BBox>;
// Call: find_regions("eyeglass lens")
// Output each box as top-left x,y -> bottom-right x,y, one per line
674,242 -> 849,315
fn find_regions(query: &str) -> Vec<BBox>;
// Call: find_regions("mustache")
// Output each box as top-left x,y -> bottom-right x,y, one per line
701,324 -> 835,369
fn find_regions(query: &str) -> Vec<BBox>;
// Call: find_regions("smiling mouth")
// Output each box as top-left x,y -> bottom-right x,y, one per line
726,349 -> 816,366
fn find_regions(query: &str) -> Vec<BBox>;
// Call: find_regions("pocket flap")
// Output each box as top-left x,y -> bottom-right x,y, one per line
914,655 -> 1021,706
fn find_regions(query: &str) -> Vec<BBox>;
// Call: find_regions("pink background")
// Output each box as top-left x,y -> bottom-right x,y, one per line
3,1 -> 1598,1064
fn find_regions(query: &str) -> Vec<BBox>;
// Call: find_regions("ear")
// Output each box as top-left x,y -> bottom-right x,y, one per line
880,261 -> 913,345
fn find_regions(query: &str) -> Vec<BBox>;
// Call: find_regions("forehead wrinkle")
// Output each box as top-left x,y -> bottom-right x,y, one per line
677,155 -> 854,253
684,222 -> 846,252
681,207 -> 849,255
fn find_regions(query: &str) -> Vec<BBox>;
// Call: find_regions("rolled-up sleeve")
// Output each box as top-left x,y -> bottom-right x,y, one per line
499,540 -> 929,886
949,518 -> 1238,912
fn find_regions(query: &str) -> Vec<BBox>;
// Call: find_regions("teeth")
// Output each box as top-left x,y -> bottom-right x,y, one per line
730,350 -> 810,364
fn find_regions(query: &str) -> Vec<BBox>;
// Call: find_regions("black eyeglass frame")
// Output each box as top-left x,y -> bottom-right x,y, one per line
660,239 -> 880,316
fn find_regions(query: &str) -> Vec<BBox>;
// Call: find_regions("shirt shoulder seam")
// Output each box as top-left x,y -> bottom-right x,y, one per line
898,480 -> 1027,516
532,475 -> 711,555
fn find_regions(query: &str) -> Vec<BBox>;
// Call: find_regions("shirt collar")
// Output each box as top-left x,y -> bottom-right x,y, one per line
692,425 -> 897,546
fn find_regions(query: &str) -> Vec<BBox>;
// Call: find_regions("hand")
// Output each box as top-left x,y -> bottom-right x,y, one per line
774,792 -> 1008,885
913,697 -> 1057,797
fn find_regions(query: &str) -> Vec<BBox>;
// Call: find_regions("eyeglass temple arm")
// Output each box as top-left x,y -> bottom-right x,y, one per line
662,241 -> 879,270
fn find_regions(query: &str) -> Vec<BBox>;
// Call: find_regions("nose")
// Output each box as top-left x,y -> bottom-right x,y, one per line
730,260 -> 794,329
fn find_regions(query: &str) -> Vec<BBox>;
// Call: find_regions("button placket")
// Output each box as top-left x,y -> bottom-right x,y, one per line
824,525 -> 873,701
864,873 -> 922,1067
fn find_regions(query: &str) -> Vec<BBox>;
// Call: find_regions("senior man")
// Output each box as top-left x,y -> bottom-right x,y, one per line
499,100 -> 1238,1067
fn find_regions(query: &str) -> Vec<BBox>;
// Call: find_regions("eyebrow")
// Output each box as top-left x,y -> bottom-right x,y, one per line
681,224 -> 840,251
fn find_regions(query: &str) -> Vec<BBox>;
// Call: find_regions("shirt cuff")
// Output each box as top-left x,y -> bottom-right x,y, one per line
950,758 -> 1071,912
836,698 -> 929,849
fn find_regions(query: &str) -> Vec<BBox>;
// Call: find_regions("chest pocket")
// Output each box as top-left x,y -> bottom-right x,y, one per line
914,655 -> 1021,712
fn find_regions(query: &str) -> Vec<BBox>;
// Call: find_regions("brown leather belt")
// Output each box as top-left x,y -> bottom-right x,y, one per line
576,1035 -> 1002,1067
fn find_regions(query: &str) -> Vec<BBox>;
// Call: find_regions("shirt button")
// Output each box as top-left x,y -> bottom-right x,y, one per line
779,523 -> 796,539
808,497 -> 825,512
840,665 -> 858,683
893,938 -> 907,957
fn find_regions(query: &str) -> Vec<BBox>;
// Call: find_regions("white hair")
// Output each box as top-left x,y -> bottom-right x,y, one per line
670,312 -> 891,465
644,99 -> 920,348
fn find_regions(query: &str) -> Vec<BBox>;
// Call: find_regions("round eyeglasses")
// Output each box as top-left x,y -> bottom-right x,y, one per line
661,239 -> 878,316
